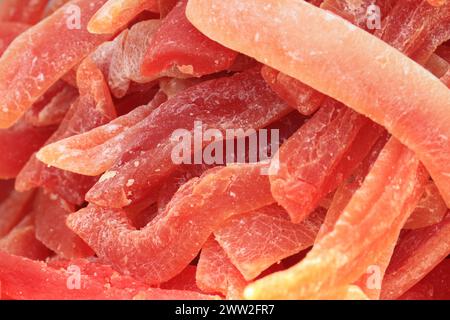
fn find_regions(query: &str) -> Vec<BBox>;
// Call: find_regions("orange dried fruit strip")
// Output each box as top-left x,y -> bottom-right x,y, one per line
381,211 -> 450,299
196,238 -> 248,299
88,0 -> 160,34
245,138 -> 427,299
67,163 -> 274,285
0,0 -> 112,128
214,205 -> 326,281
15,57 -> 116,205
186,0 -> 450,207
0,22 -> 29,55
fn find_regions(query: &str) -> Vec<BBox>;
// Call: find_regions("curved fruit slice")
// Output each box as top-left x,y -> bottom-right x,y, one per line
399,259 -> 450,300
245,138 -> 427,299
34,190 -> 94,259
186,0 -> 450,207
0,252 -> 215,300
0,0 -> 112,128
0,190 -> 35,237
0,0 -> 48,24
196,238 -> 248,299
0,120 -> 55,179
16,57 -> 116,205
67,163 -> 274,284
88,0 -> 159,34
214,205 -> 325,280
404,181 -> 448,229
261,65 -> 325,115
0,216 -> 52,260
0,22 -> 29,55
141,0 -> 238,79
381,211 -> 450,299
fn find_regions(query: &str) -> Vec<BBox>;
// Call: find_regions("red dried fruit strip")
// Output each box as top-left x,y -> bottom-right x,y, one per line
375,1 -> 450,64
0,190 -> 35,238
261,65 -> 325,116
381,211 -> 450,299
24,83 -> 78,127
404,181 -> 448,229
246,138 -> 427,299
0,0 -> 49,24
398,259 -> 450,300
16,58 -> 116,205
39,69 -> 290,208
214,205 -> 326,280
141,0 -> 238,79
0,252 -> 216,300
0,0 -> 112,128
186,0 -> 450,208
0,216 -> 52,260
0,120 -> 55,179
34,190 -> 93,259
67,163 -> 274,285
160,265 -> 201,292
196,238 -> 248,299
270,100 -> 370,223
88,0 -> 159,34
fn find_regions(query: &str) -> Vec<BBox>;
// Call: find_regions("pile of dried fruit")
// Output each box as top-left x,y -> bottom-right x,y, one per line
0,0 -> 449,300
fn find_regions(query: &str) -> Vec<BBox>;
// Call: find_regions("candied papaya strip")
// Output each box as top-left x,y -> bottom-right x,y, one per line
34,190 -> 93,259
404,181 -> 448,229
0,0 -> 49,24
67,163 -> 274,284
24,83 -> 78,127
196,238 -> 248,299
0,252 -> 215,300
269,100 -> 370,223
16,58 -> 116,205
399,259 -> 450,300
0,190 -> 35,238
88,0 -> 159,34
187,0 -> 450,207
214,205 -> 325,281
0,120 -> 55,179
107,20 -> 160,98
141,0 -> 237,80
245,138 -> 427,299
0,22 -> 29,55
261,65 -> 325,116
375,0 -> 450,64
0,216 -> 52,260
381,211 -> 450,299
38,69 -> 290,207
0,0 -> 112,128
